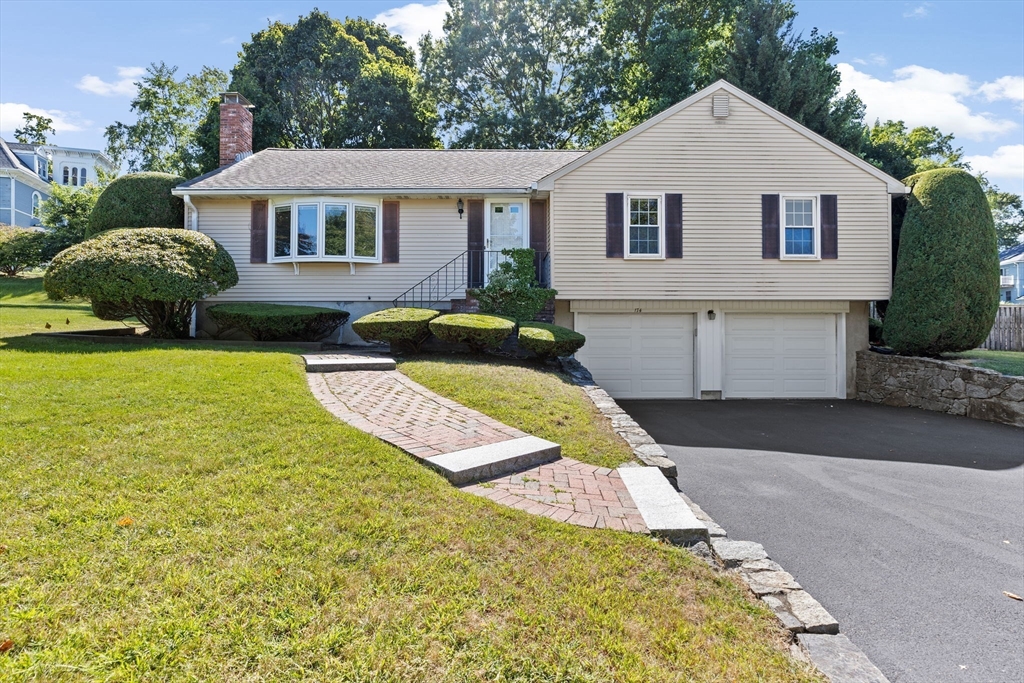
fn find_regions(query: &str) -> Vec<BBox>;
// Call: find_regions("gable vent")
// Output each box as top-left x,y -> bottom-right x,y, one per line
712,94 -> 729,118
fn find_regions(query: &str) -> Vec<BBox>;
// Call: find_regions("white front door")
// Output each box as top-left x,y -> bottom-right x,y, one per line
485,202 -> 526,280
575,313 -> 696,399
723,313 -> 839,398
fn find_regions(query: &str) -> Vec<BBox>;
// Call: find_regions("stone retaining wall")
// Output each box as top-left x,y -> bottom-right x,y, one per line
856,350 -> 1024,427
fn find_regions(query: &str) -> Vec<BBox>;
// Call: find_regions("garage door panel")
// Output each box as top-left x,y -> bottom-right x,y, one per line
576,313 -> 694,399
725,313 -> 838,399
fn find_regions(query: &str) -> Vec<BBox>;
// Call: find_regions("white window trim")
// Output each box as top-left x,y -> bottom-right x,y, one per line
268,196 -> 383,264
624,192 -> 666,260
483,198 -> 530,251
779,194 -> 821,261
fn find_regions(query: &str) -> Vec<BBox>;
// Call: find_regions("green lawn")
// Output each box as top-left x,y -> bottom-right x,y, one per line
0,276 -> 816,682
945,349 -> 1024,377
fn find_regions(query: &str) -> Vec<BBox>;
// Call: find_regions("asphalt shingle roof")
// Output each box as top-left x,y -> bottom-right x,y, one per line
1000,243 -> 1024,262
177,148 -> 589,192
0,138 -> 34,171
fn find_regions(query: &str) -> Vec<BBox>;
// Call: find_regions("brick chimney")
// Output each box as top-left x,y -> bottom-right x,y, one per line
219,92 -> 254,167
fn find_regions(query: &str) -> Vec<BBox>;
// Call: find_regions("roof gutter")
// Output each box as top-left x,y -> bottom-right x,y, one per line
171,187 -> 536,197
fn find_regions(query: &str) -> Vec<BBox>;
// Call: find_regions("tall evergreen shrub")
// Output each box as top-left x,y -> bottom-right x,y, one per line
87,172 -> 185,236
883,168 -> 1000,355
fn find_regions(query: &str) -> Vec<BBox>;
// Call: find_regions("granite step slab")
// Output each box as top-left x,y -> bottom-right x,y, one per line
618,466 -> 709,544
304,354 -> 396,372
425,436 -> 561,485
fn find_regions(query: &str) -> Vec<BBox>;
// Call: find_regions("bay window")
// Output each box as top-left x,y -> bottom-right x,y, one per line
270,198 -> 381,263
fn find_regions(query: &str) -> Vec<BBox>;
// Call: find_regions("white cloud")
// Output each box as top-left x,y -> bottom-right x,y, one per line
904,4 -> 929,19
374,1 -> 449,52
220,36 -> 237,45
853,54 -> 889,67
838,63 -> 1019,141
76,66 -> 145,97
0,102 -> 89,134
978,75 -> 1024,110
966,145 -> 1024,182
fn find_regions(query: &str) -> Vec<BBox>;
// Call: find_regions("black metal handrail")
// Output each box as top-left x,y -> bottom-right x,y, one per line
393,250 -> 550,309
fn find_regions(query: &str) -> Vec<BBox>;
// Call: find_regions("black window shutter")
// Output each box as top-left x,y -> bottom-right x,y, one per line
467,199 -> 485,288
606,193 -> 624,258
665,193 -> 682,258
250,200 -> 268,263
382,200 -> 400,263
761,194 -> 780,259
529,199 -> 547,252
821,194 -> 838,259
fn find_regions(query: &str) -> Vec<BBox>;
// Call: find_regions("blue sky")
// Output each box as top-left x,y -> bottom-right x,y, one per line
1,0 -> 1021,192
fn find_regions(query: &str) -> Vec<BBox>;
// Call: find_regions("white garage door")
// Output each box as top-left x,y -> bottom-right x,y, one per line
575,313 -> 695,399
724,313 -> 839,398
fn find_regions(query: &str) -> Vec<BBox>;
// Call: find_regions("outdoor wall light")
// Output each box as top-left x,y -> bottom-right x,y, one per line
457,198 -> 464,219
707,309 -> 717,320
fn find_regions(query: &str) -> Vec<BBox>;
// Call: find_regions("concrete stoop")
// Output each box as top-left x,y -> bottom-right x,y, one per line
424,436 -> 560,485
618,466 -> 709,544
303,354 -> 397,372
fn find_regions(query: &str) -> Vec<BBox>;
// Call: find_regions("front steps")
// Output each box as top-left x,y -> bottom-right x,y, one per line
426,436 -> 561,485
618,466 -> 710,544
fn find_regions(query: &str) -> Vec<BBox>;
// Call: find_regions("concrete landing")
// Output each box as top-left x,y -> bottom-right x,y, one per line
304,354 -> 396,372
425,436 -> 561,485
618,466 -> 709,544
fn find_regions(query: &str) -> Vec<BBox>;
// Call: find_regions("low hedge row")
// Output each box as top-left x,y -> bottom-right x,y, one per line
429,313 -> 516,353
351,307 -> 439,352
349,309 -> 586,359
207,303 -> 349,342
518,322 -> 586,359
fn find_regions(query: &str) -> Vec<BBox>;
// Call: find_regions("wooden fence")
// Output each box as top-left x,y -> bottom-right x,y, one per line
982,305 -> 1024,351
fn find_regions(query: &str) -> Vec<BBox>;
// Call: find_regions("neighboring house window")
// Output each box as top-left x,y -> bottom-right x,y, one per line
782,196 -> 818,258
62,167 -> 69,185
1008,291 -> 1013,302
71,167 -> 78,186
270,198 -> 381,263
626,195 -> 662,258
32,192 -> 41,218
80,168 -> 87,185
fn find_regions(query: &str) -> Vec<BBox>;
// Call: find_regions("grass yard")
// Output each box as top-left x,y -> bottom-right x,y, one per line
945,349 -> 1024,377
0,277 -> 817,682
399,357 -> 634,470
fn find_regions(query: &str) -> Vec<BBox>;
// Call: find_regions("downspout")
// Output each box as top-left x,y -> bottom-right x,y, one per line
182,194 -> 199,337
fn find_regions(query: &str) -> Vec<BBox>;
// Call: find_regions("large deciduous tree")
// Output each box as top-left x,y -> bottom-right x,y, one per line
421,0 -> 609,149
861,120 -> 966,181
105,62 -> 227,178
196,11 -> 437,171
14,113 -> 56,145
720,0 -> 865,153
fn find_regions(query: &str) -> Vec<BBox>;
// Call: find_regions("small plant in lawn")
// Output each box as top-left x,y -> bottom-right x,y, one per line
518,322 -> 586,360
429,313 -> 516,353
351,307 -> 440,352
471,247 -> 556,322
44,228 -> 238,339
207,303 -> 350,341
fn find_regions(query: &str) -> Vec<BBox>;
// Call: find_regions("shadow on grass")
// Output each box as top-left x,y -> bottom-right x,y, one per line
394,350 -> 579,386
0,333 -> 314,356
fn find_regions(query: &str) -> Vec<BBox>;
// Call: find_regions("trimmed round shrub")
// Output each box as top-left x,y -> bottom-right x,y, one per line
207,303 -> 349,342
518,322 -> 586,360
471,248 -> 556,323
87,172 -> 186,237
45,228 -> 238,339
883,168 -> 1000,356
429,313 -> 515,353
0,225 -> 46,277
351,307 -> 440,352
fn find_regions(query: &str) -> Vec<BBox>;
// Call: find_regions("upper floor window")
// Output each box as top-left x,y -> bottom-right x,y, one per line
626,195 -> 662,258
80,168 -> 87,185
32,192 -> 41,218
271,198 -> 380,263
782,196 -> 818,259
71,167 -> 78,186
63,166 -> 69,185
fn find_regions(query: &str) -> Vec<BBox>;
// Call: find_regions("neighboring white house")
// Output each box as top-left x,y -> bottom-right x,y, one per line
44,145 -> 115,190
999,243 -> 1024,303
174,83 -> 909,400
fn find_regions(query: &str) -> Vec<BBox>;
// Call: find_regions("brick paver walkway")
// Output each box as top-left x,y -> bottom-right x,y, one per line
308,368 -> 648,533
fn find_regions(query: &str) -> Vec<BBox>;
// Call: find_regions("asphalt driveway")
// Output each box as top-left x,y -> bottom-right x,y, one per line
618,399 -> 1024,683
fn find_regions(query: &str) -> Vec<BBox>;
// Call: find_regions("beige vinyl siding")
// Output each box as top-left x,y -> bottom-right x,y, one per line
550,92 -> 891,301
195,197 -> 467,303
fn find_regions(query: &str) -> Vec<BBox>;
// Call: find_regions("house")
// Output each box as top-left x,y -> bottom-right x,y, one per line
0,138 -> 50,227
999,243 -> 1024,303
45,144 -> 115,190
173,83 -> 909,400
